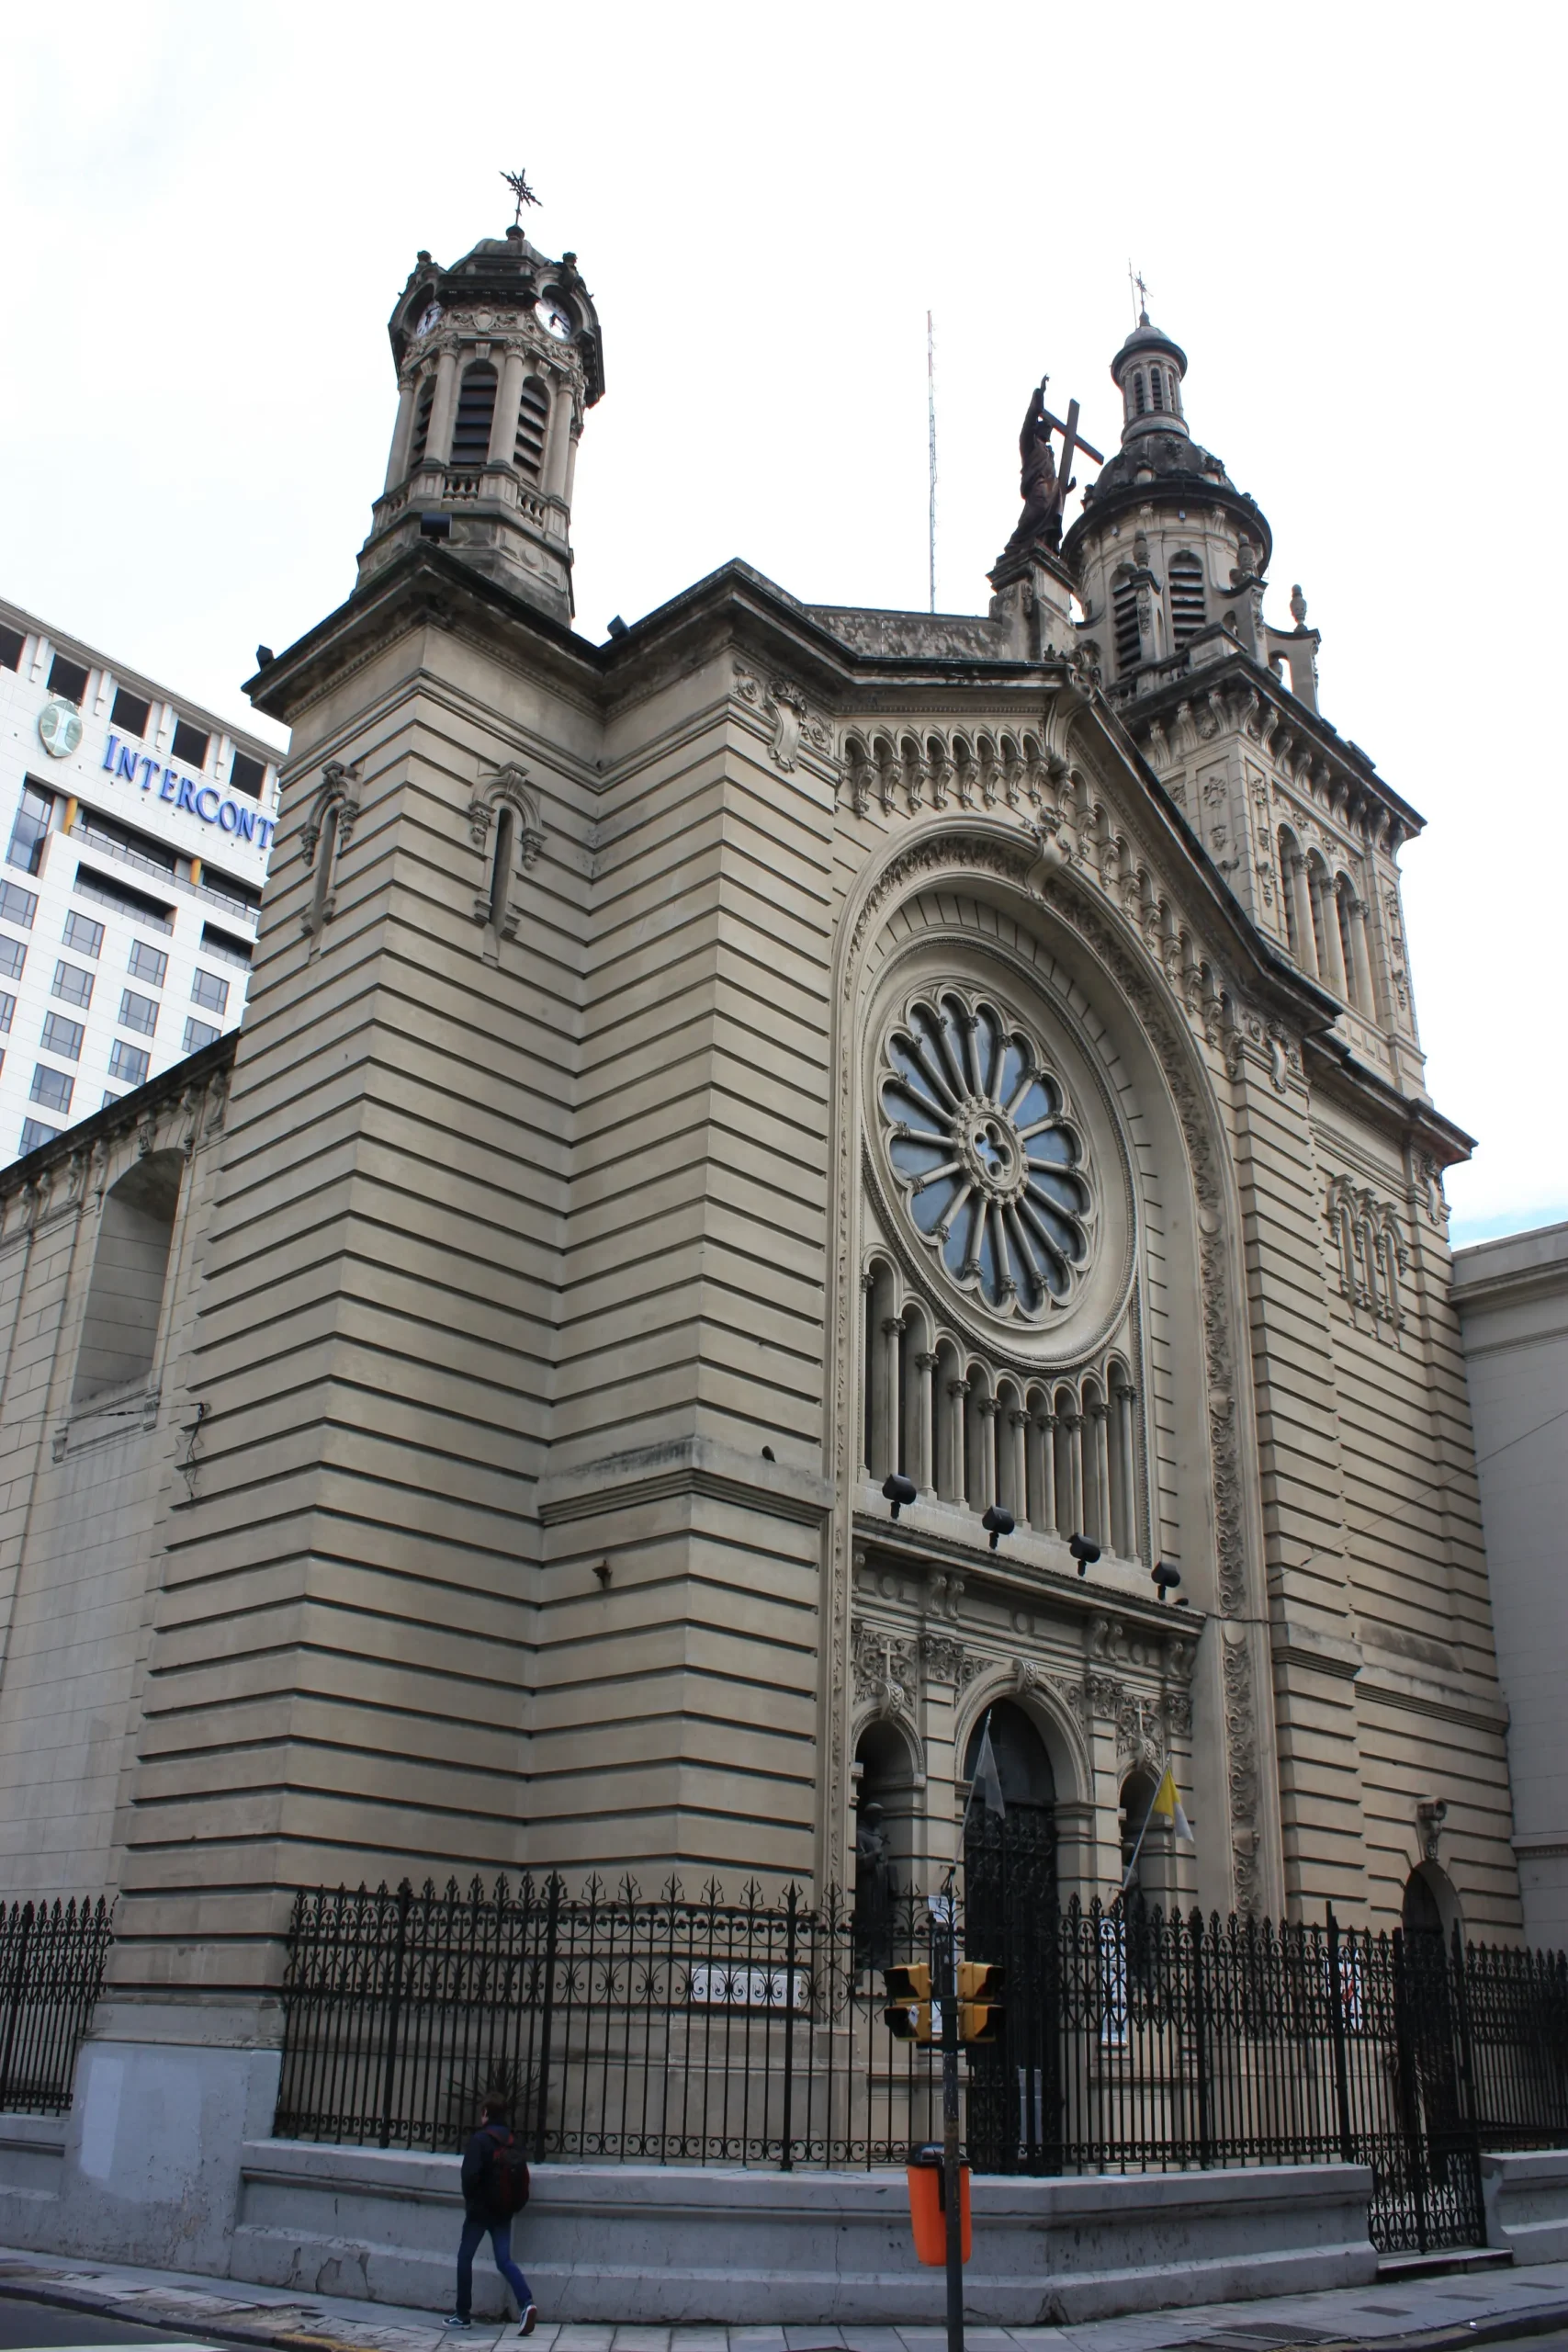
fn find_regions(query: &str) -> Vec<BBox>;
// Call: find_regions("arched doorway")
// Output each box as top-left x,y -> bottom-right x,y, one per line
852,1719 -> 918,1969
1403,1862 -> 1461,1949
1118,1766 -> 1160,1905
962,1701 -> 1058,2175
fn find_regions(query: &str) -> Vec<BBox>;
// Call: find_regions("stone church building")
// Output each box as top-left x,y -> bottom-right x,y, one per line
0,214 -> 1521,2245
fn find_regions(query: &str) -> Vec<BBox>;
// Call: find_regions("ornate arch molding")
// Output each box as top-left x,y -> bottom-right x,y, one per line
824,814 -> 1276,1917
299,758 -> 363,944
467,760 -> 546,943
953,1660 -> 1093,1808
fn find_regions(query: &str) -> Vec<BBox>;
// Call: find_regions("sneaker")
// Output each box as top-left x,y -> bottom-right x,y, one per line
446,2319 -> 471,2330
518,2306 -> 537,2336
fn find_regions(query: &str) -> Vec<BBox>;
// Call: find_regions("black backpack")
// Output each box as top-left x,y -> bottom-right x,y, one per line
485,2125 -> 531,2217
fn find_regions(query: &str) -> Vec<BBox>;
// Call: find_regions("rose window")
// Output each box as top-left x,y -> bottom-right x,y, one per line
879,990 -> 1093,1318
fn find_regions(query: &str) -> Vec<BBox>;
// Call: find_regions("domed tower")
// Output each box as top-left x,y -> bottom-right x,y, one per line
357,225 -> 605,623
1064,314 -> 1282,697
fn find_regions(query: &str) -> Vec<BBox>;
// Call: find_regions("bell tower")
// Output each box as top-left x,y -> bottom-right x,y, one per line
358,225 -> 604,622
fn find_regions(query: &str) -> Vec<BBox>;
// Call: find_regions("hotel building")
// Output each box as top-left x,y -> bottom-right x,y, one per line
0,597 -> 280,1160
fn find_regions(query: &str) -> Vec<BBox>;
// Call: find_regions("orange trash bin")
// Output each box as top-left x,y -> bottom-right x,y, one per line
906,2141 -> 972,2264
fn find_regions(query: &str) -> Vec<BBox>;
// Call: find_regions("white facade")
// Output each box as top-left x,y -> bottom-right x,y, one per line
0,597 -> 279,1163
1453,1221 -> 1568,1946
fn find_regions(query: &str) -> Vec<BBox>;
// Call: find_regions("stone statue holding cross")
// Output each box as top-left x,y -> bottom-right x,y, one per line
1000,378 -> 1104,560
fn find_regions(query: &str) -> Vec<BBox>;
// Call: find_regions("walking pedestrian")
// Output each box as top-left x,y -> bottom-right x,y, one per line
448,2095 -> 536,2334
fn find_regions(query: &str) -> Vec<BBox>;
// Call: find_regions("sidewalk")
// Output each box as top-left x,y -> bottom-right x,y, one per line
2,2246 -> 1568,2352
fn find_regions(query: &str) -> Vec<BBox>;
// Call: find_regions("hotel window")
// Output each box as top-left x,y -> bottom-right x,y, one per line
190,968 -> 229,1015
128,940 -> 167,989
0,941 -> 25,982
170,718 -> 209,768
183,1017 -> 220,1054
19,1119 -> 60,1154
118,989 -> 159,1036
6,784 -> 51,877
230,751 -> 265,800
63,911 -> 103,958
200,923 -> 252,969
0,993 -> 14,1033
0,624 -> 24,673
40,1012 -> 85,1061
0,882 -> 38,931
107,1040 -> 149,1088
52,961 -> 94,1010
30,1064 -> 73,1114
110,686 -> 153,739
47,652 -> 90,707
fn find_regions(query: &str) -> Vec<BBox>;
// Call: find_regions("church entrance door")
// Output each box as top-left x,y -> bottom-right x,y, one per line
961,1703 -> 1060,2174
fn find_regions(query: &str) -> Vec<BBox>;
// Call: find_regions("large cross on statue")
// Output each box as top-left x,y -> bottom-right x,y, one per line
1041,394 -> 1104,528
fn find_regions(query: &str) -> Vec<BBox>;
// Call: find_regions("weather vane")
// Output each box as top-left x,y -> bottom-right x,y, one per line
1127,261 -> 1149,324
502,167 -> 541,227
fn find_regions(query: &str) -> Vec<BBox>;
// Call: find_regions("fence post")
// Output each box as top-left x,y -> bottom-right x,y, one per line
1391,1927 -> 1429,2256
1326,1903 -> 1355,2165
532,1876 -> 561,2163
1191,1907 -> 1213,2168
779,1883 -> 798,2174
0,1904 -> 34,2114
378,1880 -> 412,2152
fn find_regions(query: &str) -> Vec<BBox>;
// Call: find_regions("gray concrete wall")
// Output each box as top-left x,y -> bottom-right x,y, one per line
1454,1221 -> 1568,1947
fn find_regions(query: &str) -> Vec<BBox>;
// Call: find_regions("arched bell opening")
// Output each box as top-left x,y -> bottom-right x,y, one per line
852,1717 -> 919,1969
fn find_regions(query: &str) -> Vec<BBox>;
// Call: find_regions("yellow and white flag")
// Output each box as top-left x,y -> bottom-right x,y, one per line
1150,1763 -> 1194,1844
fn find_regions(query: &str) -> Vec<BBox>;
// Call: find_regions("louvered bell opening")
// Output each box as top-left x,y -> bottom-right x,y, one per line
450,364 -> 498,468
1112,581 -> 1142,673
410,378 -> 436,468
1150,368 -> 1166,413
1169,553 -> 1206,648
1133,372 -> 1147,417
514,378 -> 549,480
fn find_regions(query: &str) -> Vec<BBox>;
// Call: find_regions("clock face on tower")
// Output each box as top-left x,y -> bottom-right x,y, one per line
412,302 -> 442,339
535,295 -> 573,342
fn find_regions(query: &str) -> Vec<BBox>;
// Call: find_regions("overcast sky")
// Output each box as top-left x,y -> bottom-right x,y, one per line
2,2 -> 1560,1243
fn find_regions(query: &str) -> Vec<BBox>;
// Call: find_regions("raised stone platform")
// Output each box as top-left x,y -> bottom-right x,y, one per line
228,2144 -> 1379,2324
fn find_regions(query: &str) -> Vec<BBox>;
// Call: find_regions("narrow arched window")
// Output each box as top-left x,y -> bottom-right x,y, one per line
72,1152 -> 183,1406
1150,368 -> 1165,412
1336,876 -> 1360,1009
1279,828 -> 1301,957
309,803 -> 339,939
409,376 -> 436,469
514,377 -> 549,480
489,803 -> 515,932
450,363 -> 498,468
1133,372 -> 1146,416
1168,550 -> 1206,647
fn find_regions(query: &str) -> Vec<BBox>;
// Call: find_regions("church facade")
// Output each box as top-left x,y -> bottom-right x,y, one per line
0,216 -> 1521,2175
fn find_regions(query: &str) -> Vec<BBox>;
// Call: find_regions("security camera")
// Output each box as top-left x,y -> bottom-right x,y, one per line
981,1504 -> 1015,1552
882,1472 -> 918,1520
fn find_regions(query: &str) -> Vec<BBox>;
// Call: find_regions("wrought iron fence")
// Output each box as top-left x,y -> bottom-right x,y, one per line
0,1895 -> 113,2114
273,1874 -> 1568,2256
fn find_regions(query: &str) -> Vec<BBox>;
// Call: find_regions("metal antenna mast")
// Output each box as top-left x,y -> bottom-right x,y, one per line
927,311 -> 937,616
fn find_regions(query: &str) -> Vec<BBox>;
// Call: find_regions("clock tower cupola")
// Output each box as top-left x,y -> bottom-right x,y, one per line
358,220 -> 604,623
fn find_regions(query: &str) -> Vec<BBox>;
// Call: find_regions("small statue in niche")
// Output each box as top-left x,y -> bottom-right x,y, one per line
853,1800 -> 898,1972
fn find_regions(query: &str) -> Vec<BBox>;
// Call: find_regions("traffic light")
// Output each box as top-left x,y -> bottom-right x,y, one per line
956,1960 -> 1005,2044
883,1962 -> 934,2043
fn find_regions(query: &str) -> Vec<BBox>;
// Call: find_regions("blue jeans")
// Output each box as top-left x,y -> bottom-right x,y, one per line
456,2213 -> 531,2319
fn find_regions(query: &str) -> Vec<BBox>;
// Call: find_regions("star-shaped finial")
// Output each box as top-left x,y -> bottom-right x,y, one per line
502,167 -> 541,227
